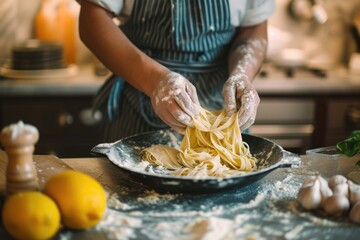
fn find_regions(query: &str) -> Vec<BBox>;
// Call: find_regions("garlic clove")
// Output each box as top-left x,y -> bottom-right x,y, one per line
332,183 -> 349,197
317,176 -> 333,204
328,175 -> 348,189
349,181 -> 360,206
350,201 -> 360,224
297,178 -> 322,210
323,194 -> 350,217
302,176 -> 317,187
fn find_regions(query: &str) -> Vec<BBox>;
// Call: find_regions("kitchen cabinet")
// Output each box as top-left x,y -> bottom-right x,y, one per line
253,93 -> 360,154
0,95 -> 105,158
251,97 -> 315,154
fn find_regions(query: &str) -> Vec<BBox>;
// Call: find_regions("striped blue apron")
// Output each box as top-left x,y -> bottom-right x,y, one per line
94,0 -> 236,142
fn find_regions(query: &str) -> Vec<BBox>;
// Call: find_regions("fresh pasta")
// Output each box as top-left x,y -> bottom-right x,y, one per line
141,108 -> 257,178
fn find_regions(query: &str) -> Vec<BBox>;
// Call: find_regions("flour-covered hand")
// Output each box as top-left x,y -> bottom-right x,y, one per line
151,72 -> 200,134
222,74 -> 260,131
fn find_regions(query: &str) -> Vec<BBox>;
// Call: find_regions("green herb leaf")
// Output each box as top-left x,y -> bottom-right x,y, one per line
336,130 -> 360,157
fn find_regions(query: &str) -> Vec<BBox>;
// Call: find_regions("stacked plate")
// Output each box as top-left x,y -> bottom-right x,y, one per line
0,39 -> 78,79
11,40 -> 65,70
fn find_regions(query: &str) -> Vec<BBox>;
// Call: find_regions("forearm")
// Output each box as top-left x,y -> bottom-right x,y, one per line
79,1 -> 169,96
228,21 -> 268,82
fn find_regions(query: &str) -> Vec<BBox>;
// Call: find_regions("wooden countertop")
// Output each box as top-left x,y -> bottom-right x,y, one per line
1,152 -> 360,239
0,152 -> 122,196
0,65 -> 109,96
62,157 -> 125,193
60,156 -> 360,239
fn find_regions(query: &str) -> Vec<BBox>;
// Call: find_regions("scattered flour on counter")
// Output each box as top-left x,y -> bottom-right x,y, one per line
130,205 -> 225,218
136,190 -> 179,204
63,163 -> 360,240
284,225 -> 305,240
95,208 -> 142,240
245,192 -> 267,208
145,217 -> 234,240
183,217 -> 233,240
124,175 -> 308,239
107,192 -> 132,210
150,221 -> 188,240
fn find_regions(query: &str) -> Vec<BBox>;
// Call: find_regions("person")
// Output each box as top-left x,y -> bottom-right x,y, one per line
78,0 -> 275,142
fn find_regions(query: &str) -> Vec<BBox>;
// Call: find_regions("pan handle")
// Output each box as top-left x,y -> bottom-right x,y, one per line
90,142 -> 114,157
278,150 -> 301,168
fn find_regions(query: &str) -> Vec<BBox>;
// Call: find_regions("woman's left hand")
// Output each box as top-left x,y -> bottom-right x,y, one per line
222,74 -> 260,131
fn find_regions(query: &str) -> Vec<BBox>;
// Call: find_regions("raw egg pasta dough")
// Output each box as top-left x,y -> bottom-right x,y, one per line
142,108 -> 257,178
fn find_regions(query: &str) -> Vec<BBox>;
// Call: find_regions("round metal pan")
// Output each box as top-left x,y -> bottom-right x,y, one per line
91,129 -> 299,193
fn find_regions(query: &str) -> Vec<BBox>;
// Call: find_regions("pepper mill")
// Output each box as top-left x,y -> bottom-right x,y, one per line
0,121 -> 39,195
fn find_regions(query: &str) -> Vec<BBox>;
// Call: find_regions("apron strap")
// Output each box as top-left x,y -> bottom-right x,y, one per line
155,58 -> 225,73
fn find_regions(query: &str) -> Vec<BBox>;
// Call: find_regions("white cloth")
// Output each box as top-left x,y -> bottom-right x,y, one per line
80,0 -> 275,27
229,0 -> 275,27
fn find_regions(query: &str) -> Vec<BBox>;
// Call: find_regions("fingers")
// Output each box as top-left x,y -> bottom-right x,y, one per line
155,102 -> 192,129
171,108 -> 193,127
223,75 -> 248,117
151,72 -> 199,131
167,80 -> 198,128
222,82 -> 237,117
223,73 -> 259,130
240,116 -> 256,132
238,108 -> 256,131
162,108 -> 189,134
173,93 -> 198,120
186,83 -> 200,107
237,90 -> 259,131
171,77 -> 199,119
161,113 -> 187,134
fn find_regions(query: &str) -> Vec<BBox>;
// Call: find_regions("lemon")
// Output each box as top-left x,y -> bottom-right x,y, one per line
43,170 -> 106,230
2,191 -> 60,240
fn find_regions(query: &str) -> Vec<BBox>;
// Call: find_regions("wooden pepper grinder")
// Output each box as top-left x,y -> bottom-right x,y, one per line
0,121 -> 39,195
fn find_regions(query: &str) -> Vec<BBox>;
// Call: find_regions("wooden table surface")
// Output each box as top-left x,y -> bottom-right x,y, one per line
2,153 -> 360,239
62,157 -> 126,193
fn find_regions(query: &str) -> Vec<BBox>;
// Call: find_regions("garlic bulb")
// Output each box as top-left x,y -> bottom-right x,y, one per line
298,175 -> 360,221
297,178 -> 322,210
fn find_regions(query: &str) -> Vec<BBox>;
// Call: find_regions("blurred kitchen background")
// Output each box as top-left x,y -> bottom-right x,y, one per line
0,0 -> 360,157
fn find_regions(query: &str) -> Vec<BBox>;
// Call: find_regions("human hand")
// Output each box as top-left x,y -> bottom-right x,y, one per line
151,72 -> 200,134
222,74 -> 260,131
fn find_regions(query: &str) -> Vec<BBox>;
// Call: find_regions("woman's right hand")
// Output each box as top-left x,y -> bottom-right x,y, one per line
151,72 -> 200,134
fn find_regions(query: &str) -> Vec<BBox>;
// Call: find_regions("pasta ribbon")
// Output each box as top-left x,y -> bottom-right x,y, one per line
142,108 -> 257,178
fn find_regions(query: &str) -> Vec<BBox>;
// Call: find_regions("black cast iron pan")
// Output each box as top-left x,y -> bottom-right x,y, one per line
91,129 -> 300,193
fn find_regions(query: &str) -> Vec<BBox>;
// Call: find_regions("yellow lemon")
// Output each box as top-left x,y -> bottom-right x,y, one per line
2,191 -> 61,240
43,170 -> 106,230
